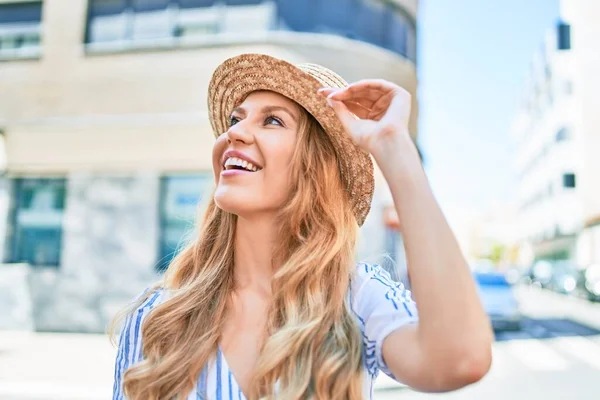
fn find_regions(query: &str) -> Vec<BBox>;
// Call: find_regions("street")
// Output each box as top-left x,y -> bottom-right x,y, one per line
376,285 -> 600,400
1,285 -> 599,400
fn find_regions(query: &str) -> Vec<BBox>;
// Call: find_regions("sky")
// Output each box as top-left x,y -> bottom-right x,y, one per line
417,0 -> 560,229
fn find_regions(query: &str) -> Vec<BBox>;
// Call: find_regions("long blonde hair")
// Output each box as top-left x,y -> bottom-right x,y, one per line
110,106 -> 365,399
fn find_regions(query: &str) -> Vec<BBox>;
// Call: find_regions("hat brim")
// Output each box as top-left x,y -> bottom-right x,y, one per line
207,53 -> 374,226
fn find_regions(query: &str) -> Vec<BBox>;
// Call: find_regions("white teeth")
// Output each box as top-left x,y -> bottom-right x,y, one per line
224,156 -> 261,171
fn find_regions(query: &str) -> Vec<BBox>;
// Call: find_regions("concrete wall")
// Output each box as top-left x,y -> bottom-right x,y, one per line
29,173 -> 161,332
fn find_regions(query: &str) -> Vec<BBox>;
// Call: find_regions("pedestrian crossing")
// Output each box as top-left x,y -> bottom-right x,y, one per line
487,335 -> 600,380
374,334 -> 600,391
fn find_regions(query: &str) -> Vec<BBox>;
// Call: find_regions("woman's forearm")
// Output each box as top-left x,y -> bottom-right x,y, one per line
372,132 -> 493,365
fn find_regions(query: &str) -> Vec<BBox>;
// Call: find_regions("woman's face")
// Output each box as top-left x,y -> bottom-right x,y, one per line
212,91 -> 301,220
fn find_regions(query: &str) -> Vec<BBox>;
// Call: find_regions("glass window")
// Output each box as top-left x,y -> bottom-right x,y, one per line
157,174 -> 212,272
387,11 -> 408,57
556,127 -> 570,142
355,0 -> 386,46
0,1 -> 42,23
315,0 -> 358,36
275,0 -> 317,31
84,0 -> 416,60
131,3 -> 173,41
86,0 -> 130,43
0,1 -> 42,57
228,2 -> 276,34
176,0 -> 216,8
132,0 -> 170,12
563,173 -> 576,189
5,179 -> 66,267
88,0 -> 128,16
557,22 -> 570,50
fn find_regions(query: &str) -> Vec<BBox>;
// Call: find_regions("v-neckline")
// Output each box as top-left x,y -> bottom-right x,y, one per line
217,346 -> 249,400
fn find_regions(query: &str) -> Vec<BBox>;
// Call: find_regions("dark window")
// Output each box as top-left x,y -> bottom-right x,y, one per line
5,179 -> 66,267
132,0 -> 170,12
356,0 -> 387,45
315,0 -> 357,36
563,173 -> 576,188
0,1 -> 43,56
0,1 -> 42,23
275,0 -> 317,31
557,22 -> 571,50
225,0 -> 264,5
556,127 -> 570,141
157,174 -> 212,272
88,0 -> 128,17
176,0 -> 216,8
387,11 -> 408,58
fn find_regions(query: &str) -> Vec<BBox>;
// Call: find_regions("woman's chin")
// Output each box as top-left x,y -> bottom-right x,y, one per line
214,194 -> 252,216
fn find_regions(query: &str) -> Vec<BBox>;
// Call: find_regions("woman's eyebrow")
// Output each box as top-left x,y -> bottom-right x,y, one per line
260,105 -> 298,123
231,105 -> 298,123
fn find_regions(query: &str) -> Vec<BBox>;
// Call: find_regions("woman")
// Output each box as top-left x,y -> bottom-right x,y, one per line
111,54 -> 493,400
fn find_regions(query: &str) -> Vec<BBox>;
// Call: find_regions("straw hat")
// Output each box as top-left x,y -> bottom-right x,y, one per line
207,53 -> 374,226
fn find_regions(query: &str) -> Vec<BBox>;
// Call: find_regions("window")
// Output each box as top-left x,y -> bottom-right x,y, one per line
556,127 -> 570,141
85,0 -> 416,60
355,0 -> 387,46
157,174 -> 212,272
5,178 -> 66,267
86,0 -> 275,44
563,173 -> 576,188
0,1 -> 43,59
557,22 -> 571,50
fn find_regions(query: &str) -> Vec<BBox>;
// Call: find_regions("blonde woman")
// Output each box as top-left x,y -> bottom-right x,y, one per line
111,54 -> 493,400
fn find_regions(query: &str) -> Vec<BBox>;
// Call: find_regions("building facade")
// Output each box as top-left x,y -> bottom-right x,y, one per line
512,0 -> 600,269
0,0 -> 420,332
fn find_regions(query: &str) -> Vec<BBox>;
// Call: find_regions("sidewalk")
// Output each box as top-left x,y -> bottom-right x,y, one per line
0,331 -> 404,400
0,331 -> 114,400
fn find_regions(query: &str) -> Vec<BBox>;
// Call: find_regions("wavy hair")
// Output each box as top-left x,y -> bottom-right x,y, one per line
110,103 -> 364,399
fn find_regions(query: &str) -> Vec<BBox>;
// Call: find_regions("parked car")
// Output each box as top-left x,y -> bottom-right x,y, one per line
546,261 -> 582,295
474,271 -> 521,331
529,260 -> 553,288
583,264 -> 600,302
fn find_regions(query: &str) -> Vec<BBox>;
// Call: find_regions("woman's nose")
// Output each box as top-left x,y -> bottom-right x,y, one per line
226,121 -> 254,145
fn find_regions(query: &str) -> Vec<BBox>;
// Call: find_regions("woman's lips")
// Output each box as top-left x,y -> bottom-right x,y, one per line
220,169 -> 257,177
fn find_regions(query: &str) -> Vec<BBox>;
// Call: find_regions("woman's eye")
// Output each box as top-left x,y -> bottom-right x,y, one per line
265,116 -> 283,126
228,116 -> 239,127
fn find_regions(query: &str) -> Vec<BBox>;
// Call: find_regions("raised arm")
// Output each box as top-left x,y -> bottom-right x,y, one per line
320,81 -> 493,392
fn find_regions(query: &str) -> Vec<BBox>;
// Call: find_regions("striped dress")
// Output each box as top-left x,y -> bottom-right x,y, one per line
112,263 -> 419,399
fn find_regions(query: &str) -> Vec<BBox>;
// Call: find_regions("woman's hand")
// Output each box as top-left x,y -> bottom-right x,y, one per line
318,79 -> 412,156
319,85 -> 493,392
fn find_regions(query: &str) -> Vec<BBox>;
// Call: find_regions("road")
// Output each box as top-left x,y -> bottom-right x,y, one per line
375,285 -> 600,400
1,285 -> 599,400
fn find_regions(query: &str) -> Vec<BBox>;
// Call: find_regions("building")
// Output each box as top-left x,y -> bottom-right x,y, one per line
0,0 -> 420,332
511,0 -> 600,269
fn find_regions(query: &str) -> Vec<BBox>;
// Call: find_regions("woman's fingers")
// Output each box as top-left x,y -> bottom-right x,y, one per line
327,79 -> 398,101
318,88 -> 373,119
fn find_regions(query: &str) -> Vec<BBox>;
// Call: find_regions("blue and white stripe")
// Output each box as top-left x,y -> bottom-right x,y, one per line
113,263 -> 419,399
112,289 -> 162,400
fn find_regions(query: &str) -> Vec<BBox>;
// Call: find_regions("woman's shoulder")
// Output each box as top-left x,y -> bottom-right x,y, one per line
348,261 -> 418,323
350,262 -> 400,292
127,285 -> 170,316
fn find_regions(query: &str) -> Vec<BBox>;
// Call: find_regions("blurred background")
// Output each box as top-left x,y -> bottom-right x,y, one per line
0,0 -> 599,399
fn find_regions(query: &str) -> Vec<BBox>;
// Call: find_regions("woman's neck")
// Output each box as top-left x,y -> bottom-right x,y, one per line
233,216 -> 277,295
